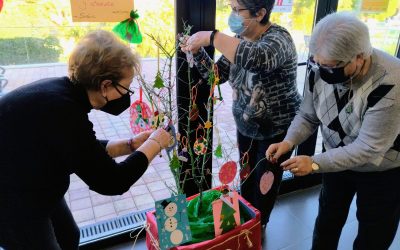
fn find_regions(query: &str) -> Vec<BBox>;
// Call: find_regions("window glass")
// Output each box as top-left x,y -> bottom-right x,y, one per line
338,0 -> 400,55
0,0 -> 176,228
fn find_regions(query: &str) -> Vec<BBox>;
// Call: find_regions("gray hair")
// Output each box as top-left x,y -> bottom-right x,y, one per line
309,12 -> 373,62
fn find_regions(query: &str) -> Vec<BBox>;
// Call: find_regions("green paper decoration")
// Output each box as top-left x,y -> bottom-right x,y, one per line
170,152 -> 180,170
153,71 -> 165,89
112,10 -> 142,44
219,201 -> 237,234
214,144 -> 223,158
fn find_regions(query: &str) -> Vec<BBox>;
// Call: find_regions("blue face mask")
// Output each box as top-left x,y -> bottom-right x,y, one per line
228,12 -> 245,34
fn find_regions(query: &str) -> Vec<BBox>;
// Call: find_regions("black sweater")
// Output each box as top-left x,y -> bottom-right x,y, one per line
0,77 -> 148,220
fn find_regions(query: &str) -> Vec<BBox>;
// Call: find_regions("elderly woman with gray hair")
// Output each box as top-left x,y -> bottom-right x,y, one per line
266,12 -> 400,250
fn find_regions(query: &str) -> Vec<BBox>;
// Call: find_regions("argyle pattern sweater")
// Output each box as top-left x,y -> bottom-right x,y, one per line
285,49 -> 400,172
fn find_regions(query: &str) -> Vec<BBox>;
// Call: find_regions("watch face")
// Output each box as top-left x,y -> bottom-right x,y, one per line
312,163 -> 319,171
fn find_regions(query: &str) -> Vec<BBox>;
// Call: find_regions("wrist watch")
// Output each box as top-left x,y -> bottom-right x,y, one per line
311,161 -> 320,173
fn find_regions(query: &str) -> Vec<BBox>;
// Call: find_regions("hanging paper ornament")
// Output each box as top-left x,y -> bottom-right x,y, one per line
219,161 -> 237,185
189,86 -> 199,121
178,136 -> 189,162
213,125 -> 223,158
153,46 -> 165,89
151,110 -> 165,129
130,87 -> 152,135
154,71 -> 165,89
240,152 -> 250,180
165,121 -> 177,153
260,171 -> 274,195
193,125 -> 208,155
112,10 -> 142,44
204,120 -> 212,129
170,151 -> 181,170
214,144 -> 223,158
209,64 -> 223,101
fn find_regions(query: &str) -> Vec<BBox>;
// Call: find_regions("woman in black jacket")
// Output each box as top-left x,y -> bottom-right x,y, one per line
0,30 -> 171,250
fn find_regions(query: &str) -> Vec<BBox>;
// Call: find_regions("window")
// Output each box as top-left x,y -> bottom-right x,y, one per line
338,0 -> 400,56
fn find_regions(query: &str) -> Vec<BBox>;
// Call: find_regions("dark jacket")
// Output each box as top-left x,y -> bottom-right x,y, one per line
0,77 -> 148,221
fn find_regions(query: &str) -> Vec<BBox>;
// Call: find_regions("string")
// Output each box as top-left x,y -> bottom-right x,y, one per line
207,221 -> 260,250
157,45 -> 160,72
240,157 -> 270,187
129,225 -> 147,250
181,136 -> 188,148
195,124 -> 204,139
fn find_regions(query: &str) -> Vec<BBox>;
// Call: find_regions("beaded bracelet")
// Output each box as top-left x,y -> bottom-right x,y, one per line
149,137 -> 163,157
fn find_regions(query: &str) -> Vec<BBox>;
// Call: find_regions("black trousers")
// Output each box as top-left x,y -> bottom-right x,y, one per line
238,131 -> 292,226
0,198 -> 80,250
312,167 -> 400,250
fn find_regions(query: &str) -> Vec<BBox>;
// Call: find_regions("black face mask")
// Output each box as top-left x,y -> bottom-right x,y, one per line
319,65 -> 350,85
100,93 -> 130,115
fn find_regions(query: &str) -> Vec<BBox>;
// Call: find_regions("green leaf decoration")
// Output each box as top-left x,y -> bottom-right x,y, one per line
153,71 -> 165,89
112,10 -> 143,44
214,144 -> 223,158
170,153 -> 180,170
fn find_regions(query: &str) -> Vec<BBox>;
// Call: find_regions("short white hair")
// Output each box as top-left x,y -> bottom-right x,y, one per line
309,12 -> 373,62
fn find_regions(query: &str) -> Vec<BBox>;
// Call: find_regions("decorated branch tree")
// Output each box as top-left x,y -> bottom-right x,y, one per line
135,24 -> 225,209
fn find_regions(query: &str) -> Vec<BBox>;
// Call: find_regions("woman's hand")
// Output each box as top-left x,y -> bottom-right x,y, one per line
180,31 -> 212,54
265,140 -> 294,163
131,130 -> 152,150
280,155 -> 313,176
148,128 -> 171,150
136,128 -> 172,162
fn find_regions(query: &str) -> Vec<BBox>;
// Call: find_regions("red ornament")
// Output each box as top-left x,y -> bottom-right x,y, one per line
129,87 -> 152,135
0,0 -> 3,13
219,161 -> 237,184
260,171 -> 274,195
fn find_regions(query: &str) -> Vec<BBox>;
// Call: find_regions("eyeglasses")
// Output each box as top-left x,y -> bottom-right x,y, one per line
308,56 -> 350,73
228,4 -> 248,15
112,81 -> 135,96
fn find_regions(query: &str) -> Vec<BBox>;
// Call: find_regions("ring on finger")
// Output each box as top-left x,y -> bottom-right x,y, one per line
292,167 -> 299,172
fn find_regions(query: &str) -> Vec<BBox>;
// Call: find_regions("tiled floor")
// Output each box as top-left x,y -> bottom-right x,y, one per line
100,185 -> 400,250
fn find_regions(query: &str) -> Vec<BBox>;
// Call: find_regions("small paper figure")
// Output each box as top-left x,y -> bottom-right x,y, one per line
260,171 -> 274,195
151,111 -> 165,129
155,195 -> 192,250
178,136 -> 189,162
212,191 -> 241,237
165,121 -> 177,153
